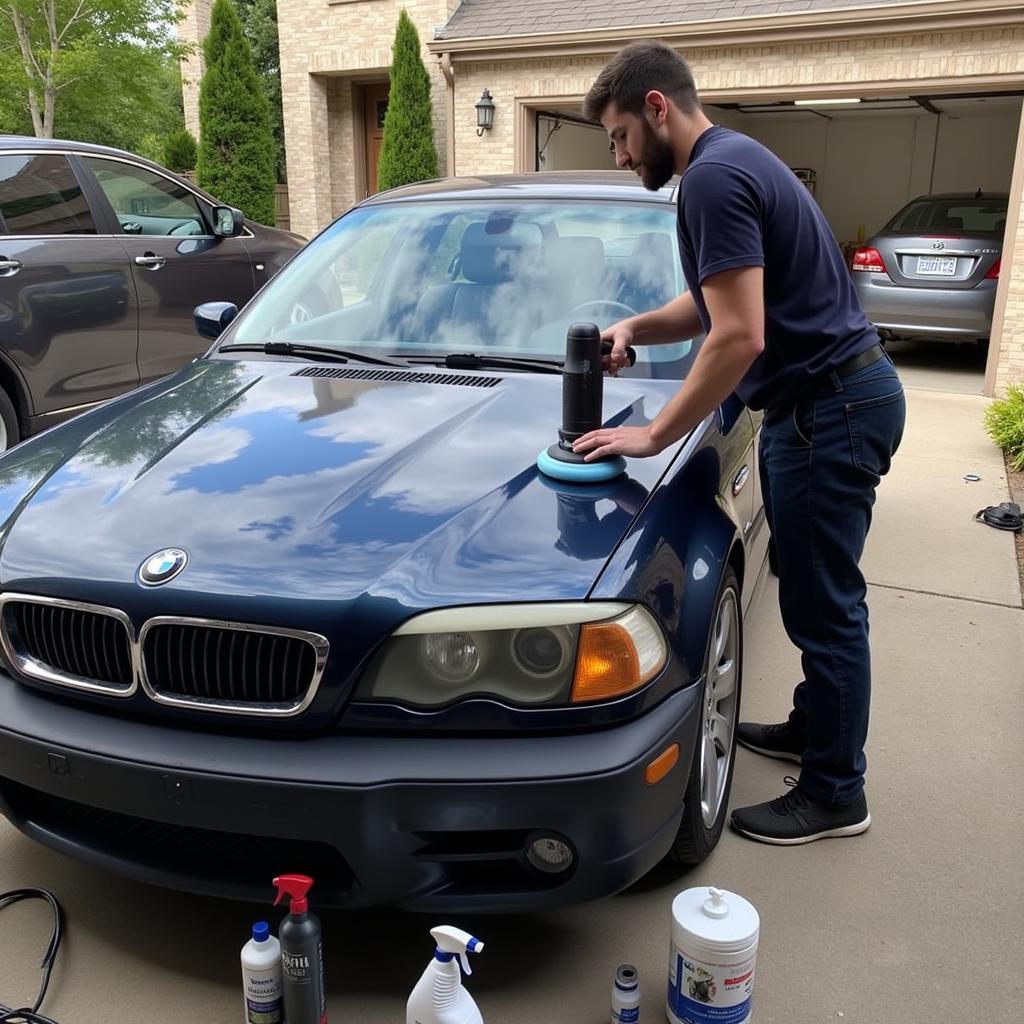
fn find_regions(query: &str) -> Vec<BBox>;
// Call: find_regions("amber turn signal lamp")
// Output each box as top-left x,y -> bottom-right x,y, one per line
646,744 -> 680,785
573,622 -> 647,702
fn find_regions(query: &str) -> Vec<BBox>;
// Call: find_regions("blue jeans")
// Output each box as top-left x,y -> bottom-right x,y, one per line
759,354 -> 906,804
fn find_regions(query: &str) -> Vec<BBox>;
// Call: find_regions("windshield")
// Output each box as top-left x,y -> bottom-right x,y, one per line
225,199 -> 694,378
888,197 -> 1008,234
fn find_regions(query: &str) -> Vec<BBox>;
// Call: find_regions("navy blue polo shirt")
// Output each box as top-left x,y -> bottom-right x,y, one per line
676,126 -> 878,411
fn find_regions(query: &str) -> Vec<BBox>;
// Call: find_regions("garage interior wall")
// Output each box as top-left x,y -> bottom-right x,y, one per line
535,101 -> 1020,248
708,102 -> 1022,247
537,116 -> 616,171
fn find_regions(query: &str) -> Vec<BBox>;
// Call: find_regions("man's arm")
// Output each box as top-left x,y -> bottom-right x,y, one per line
573,265 -> 765,461
602,291 -> 703,374
618,291 -> 704,346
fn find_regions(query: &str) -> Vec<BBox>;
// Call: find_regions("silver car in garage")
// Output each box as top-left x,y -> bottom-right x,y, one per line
851,191 -> 1006,346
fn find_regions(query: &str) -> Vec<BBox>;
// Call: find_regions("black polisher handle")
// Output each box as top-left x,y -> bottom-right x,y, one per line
601,339 -> 637,367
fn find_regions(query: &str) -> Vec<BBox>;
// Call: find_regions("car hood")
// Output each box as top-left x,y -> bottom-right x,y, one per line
0,359 -> 683,614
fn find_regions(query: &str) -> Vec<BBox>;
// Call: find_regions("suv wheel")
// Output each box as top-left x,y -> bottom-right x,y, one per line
668,566 -> 742,866
0,388 -> 20,452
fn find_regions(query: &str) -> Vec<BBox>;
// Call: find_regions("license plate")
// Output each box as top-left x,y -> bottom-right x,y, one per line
916,256 -> 956,276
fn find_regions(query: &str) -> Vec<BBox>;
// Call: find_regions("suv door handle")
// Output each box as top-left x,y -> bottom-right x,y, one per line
134,254 -> 166,270
732,465 -> 750,496
0,258 -> 22,276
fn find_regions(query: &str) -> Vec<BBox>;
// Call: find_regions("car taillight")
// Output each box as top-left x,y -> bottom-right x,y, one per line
852,246 -> 886,273
986,259 -> 1001,280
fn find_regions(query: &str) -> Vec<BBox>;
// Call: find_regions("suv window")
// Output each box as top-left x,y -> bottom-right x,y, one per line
83,157 -> 207,237
0,154 -> 97,235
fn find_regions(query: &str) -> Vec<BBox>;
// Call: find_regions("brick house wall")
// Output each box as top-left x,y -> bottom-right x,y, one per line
180,0 -> 211,140
277,0 -> 457,239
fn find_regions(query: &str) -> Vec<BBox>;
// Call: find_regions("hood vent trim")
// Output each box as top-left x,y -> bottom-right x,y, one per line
292,367 -> 501,388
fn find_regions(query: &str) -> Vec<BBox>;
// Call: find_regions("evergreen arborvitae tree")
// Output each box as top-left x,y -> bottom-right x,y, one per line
196,0 -> 276,224
377,9 -> 438,192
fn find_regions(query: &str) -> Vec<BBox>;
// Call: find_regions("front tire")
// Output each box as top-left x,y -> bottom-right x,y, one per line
0,387 -> 20,452
668,566 -> 743,866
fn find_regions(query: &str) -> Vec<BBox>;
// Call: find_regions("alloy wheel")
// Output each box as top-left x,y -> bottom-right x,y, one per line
700,587 -> 739,828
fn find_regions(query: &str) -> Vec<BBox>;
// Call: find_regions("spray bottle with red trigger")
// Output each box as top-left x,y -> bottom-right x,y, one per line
273,874 -> 327,1024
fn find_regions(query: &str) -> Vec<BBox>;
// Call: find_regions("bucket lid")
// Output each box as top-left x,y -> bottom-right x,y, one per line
671,887 -> 759,953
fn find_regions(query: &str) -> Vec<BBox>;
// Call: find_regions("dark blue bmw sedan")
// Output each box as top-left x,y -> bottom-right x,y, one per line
0,173 -> 769,911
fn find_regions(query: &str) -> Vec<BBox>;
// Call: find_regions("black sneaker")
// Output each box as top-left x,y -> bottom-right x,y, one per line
730,778 -> 871,846
736,721 -> 803,764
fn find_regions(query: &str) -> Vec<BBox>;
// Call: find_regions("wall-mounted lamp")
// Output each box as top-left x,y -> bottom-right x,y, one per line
475,89 -> 495,136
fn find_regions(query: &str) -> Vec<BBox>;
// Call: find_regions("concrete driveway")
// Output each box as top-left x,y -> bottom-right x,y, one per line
1,383 -> 1021,1024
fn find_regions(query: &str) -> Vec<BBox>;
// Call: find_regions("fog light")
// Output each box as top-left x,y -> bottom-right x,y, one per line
524,833 -> 574,875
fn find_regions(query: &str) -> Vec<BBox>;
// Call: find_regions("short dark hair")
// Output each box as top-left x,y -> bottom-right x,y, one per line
583,41 -> 699,123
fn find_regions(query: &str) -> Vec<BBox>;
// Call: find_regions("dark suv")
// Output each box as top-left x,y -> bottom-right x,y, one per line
0,136 -> 305,450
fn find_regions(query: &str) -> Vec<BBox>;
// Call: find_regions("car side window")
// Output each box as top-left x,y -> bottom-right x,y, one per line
0,154 -> 97,235
82,157 -> 208,237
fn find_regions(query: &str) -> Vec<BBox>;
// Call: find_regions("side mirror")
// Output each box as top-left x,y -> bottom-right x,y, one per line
212,205 -> 245,238
194,301 -> 238,340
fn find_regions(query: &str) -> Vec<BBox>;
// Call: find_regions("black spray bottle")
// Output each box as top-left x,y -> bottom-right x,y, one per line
273,874 -> 327,1024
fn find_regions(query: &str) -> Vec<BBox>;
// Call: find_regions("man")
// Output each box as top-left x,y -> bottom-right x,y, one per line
576,41 -> 906,845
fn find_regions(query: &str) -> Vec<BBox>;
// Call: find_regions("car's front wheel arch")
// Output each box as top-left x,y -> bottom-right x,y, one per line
0,351 -> 28,450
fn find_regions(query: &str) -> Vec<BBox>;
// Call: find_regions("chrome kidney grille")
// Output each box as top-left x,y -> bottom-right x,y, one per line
0,595 -> 328,717
140,618 -> 325,714
0,596 -> 134,696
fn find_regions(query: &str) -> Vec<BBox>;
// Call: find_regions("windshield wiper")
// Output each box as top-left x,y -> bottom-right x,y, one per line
398,352 -> 564,375
218,342 -> 410,368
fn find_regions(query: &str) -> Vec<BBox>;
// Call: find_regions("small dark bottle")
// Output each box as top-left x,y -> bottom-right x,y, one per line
273,874 -> 327,1024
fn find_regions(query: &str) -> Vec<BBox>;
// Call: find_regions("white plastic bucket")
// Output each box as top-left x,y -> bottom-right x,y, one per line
666,887 -> 759,1024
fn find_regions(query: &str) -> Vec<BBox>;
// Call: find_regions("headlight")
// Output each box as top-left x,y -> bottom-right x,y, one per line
356,602 -> 667,708
423,632 -> 480,682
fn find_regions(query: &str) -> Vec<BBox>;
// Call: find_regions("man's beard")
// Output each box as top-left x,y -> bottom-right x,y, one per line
638,120 -> 676,191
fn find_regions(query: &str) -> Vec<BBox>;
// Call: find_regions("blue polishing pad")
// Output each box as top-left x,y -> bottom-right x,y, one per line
536,447 -> 626,482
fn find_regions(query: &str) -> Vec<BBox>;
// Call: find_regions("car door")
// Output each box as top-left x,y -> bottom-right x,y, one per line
744,409 -> 770,608
76,154 -> 255,383
717,395 -> 764,613
0,151 -> 139,432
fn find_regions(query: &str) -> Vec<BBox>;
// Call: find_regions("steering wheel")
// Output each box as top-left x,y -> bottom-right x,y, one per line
566,299 -> 638,320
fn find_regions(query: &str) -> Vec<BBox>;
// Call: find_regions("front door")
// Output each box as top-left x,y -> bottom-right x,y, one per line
77,154 -> 256,383
364,83 -> 389,197
0,152 -> 139,421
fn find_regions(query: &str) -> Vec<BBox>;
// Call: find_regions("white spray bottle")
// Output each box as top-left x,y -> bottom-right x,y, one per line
406,925 -> 485,1024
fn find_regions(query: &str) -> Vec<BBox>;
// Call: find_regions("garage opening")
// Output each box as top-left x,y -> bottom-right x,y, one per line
535,110 -> 616,172
535,92 -> 1023,395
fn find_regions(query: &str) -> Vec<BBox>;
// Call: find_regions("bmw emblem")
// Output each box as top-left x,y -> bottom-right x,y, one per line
932,240 -> 945,251
139,548 -> 188,586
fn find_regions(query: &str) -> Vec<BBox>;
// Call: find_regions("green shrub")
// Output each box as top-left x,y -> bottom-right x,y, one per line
196,0 -> 276,225
377,9 -> 438,192
136,131 -> 166,165
986,381 -> 1024,471
164,128 -> 198,172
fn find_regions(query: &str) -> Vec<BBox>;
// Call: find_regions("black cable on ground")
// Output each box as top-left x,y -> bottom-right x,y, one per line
0,888 -> 63,1024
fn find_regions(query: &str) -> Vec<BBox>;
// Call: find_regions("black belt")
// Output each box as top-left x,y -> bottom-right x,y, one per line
767,343 -> 886,416
828,342 -> 886,382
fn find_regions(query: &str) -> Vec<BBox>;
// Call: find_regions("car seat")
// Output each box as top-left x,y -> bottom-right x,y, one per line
617,232 -> 677,312
409,220 -> 544,345
542,235 -> 609,318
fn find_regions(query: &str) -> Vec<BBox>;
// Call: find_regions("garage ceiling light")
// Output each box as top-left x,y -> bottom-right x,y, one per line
794,98 -> 862,106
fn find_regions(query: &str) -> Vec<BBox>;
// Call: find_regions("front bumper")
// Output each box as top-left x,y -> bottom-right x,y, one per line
0,677 -> 701,912
853,274 -> 996,341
